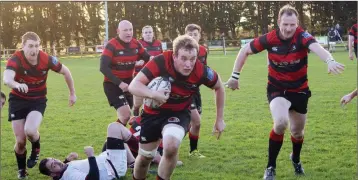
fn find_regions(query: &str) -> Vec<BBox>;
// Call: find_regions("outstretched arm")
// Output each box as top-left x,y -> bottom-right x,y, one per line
63,152 -> 79,163
84,146 -> 99,180
59,65 -> 77,106
308,43 -> 345,74
225,43 -> 254,90
341,88 -> 358,106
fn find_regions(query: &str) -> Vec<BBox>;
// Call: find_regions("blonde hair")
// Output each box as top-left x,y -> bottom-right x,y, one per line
142,25 -> 153,33
22,32 -> 40,45
278,4 -> 299,19
172,35 -> 199,56
185,24 -> 201,33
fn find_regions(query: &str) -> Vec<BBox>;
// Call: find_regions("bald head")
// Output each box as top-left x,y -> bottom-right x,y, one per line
117,20 -> 133,43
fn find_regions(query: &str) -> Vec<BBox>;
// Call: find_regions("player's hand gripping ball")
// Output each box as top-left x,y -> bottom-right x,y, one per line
144,77 -> 171,108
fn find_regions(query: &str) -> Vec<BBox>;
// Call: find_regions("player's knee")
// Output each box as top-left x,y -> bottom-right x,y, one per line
107,122 -> 125,139
190,119 -> 201,132
273,116 -> 288,133
163,144 -> 179,159
15,139 -> 26,149
291,130 -> 304,139
24,127 -> 37,138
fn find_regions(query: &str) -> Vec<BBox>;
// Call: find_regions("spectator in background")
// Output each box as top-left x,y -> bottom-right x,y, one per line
335,24 -> 343,42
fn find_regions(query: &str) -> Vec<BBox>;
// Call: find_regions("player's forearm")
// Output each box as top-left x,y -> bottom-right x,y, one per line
233,45 -> 250,73
86,156 -> 100,180
348,36 -> 354,52
99,57 -> 122,85
214,81 -> 225,120
3,71 -> 19,89
309,43 -> 335,63
349,88 -> 358,98
3,79 -> 19,89
61,65 -> 76,95
128,80 -> 153,99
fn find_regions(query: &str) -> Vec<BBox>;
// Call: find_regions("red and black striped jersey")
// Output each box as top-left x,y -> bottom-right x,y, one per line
250,27 -> 316,92
101,37 -> 150,84
139,39 -> 163,56
134,39 -> 163,75
141,50 -> 218,114
349,24 -> 358,48
198,45 -> 208,65
6,50 -> 62,99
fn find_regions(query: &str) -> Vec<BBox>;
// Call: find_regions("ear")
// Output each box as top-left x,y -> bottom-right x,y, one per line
277,19 -> 280,27
116,29 -> 120,34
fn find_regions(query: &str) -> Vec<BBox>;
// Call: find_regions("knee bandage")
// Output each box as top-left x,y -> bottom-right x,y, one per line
138,148 -> 157,158
162,125 -> 185,142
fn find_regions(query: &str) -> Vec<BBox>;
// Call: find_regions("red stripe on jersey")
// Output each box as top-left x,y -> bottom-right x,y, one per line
141,51 -> 218,114
139,39 -> 163,56
103,37 -> 147,83
268,65 -> 307,81
268,50 -> 309,62
134,39 -> 163,76
250,27 -> 315,91
349,24 -> 358,45
6,50 -> 62,99
198,45 -> 208,65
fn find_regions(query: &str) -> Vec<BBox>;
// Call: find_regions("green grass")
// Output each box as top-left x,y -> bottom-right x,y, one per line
1,51 -> 356,180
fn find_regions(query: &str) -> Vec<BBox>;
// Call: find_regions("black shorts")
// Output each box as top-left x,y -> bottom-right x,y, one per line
8,94 -> 47,122
267,84 -> 311,114
103,82 -> 133,109
354,46 -> 357,58
139,109 -> 191,144
190,91 -> 202,114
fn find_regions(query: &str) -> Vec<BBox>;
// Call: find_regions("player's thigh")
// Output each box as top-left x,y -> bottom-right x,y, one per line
107,122 -> 132,140
139,113 -> 164,144
289,110 -> 306,135
162,110 -> 191,138
24,111 -> 43,133
8,95 -> 30,122
269,97 -> 291,123
103,82 -> 130,109
162,124 -> 185,148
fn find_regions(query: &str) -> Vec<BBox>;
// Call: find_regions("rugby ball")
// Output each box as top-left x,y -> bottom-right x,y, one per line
144,77 -> 171,108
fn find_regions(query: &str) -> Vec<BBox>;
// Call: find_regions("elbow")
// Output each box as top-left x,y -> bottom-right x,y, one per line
3,78 -> 10,86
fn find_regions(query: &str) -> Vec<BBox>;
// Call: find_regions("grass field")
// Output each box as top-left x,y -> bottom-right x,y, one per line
1,51 -> 356,180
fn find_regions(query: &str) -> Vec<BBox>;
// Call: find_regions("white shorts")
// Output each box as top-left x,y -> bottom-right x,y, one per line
102,149 -> 127,179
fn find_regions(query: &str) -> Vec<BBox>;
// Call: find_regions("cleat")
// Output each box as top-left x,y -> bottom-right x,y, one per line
176,160 -> 184,167
27,148 -> 40,168
290,153 -> 305,175
17,169 -> 28,179
189,150 -> 206,158
263,166 -> 275,180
